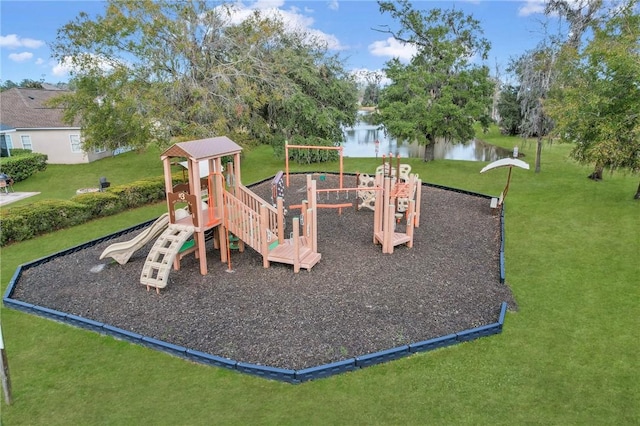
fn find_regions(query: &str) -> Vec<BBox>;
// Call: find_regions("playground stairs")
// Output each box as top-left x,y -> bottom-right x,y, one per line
140,224 -> 195,292
267,236 -> 321,272
374,230 -> 412,248
223,186 -> 320,272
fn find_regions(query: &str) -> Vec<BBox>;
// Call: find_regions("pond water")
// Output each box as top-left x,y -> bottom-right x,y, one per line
341,119 -> 512,161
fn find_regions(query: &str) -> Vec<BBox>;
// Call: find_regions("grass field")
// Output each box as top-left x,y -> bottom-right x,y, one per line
1,130 -> 638,424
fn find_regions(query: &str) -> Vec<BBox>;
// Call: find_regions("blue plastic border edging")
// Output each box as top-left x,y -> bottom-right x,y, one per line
409,333 -> 458,353
295,358 -> 358,382
3,294 -> 509,383
3,174 -> 511,384
236,362 -> 298,383
185,349 -> 237,370
355,345 -> 410,368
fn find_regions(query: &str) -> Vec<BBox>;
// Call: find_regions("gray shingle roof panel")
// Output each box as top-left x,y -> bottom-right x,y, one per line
0,88 -> 76,129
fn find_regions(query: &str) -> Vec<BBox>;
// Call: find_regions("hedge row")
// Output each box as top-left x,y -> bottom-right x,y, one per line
0,173 -> 183,246
0,152 -> 48,182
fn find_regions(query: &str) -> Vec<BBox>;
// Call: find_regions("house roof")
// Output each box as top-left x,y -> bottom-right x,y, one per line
0,123 -> 15,133
0,87 -> 77,129
161,136 -> 242,161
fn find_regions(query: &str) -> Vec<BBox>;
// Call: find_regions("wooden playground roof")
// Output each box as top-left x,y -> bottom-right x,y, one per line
161,136 -> 242,161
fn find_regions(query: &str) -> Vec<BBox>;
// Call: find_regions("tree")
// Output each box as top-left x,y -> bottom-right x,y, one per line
1,79 -> 43,91
373,1 -> 494,161
510,43 -> 557,173
544,0 -> 619,179
545,4 -> 640,199
496,85 -> 523,136
0,80 -> 18,92
260,28 -> 358,161
50,71 -> 160,151
545,0 -> 604,49
49,0 -> 358,154
361,82 -> 379,107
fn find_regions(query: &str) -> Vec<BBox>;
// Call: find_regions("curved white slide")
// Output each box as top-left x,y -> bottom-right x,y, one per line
99,213 -> 171,265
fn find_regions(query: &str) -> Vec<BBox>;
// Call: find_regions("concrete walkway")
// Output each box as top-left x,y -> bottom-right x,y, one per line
0,192 -> 40,207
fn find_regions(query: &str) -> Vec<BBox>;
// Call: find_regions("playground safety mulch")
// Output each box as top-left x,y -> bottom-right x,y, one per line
10,173 -> 516,370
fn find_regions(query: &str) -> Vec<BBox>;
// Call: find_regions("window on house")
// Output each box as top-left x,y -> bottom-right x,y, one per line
94,146 -> 106,154
20,135 -> 32,150
4,134 -> 13,149
70,134 -> 82,153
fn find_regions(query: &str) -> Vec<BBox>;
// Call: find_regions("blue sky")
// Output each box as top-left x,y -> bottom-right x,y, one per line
0,0 -> 560,85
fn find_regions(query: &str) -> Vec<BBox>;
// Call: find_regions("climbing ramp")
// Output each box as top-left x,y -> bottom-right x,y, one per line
140,224 -> 195,292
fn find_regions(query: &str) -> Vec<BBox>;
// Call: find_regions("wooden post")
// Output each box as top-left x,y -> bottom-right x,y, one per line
162,156 -> 174,215
339,146 -> 344,191
0,325 -> 12,405
196,231 -> 207,275
414,177 -> 422,227
218,174 -> 228,263
260,205 -> 270,268
285,141 -> 290,187
385,203 -> 395,254
308,206 -> 316,255
373,174 -> 383,243
310,179 -> 318,253
302,200 -> 309,238
234,152 -> 242,187
407,200 -> 415,248
293,217 -> 300,273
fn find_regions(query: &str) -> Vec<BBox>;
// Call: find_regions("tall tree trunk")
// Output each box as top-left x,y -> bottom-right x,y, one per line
634,180 -> 640,200
535,134 -> 543,173
588,164 -> 604,181
423,134 -> 435,162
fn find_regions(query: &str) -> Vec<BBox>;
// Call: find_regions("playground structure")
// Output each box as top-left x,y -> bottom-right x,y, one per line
367,154 -> 422,254
98,136 -> 321,293
100,212 -> 171,265
287,148 -> 422,255
100,138 -> 422,292
357,154 -> 413,212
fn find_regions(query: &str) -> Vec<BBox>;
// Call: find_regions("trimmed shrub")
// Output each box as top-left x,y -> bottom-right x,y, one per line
70,191 -> 125,217
0,152 -> 48,182
6,149 -> 32,157
0,200 -> 91,245
0,170 -> 187,246
107,177 -> 167,209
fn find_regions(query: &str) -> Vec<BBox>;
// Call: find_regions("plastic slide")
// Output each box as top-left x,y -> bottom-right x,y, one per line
99,213 -> 171,265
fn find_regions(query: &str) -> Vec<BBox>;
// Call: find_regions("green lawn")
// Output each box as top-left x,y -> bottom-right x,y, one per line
1,133 -> 638,424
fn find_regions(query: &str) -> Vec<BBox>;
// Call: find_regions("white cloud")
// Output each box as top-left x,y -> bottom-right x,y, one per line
0,34 -> 44,49
368,37 -> 417,62
327,0 -> 339,11
35,58 -> 44,65
52,54 -> 115,77
518,0 -> 546,16
8,51 -> 33,62
222,1 -> 347,50
350,67 -> 391,86
52,57 -> 74,77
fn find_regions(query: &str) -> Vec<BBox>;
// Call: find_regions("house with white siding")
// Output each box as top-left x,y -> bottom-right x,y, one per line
0,87 -> 116,164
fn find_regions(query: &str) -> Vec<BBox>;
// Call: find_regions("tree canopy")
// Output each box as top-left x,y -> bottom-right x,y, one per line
373,0 -> 494,161
545,3 -> 640,198
496,85 -> 522,136
509,42 -> 557,173
49,0 -> 358,152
